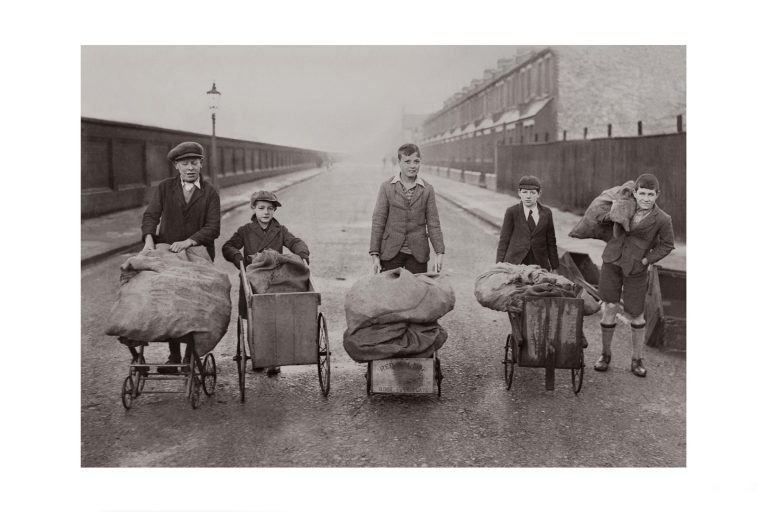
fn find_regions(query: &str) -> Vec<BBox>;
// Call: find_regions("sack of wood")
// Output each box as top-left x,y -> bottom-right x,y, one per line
344,268 -> 455,334
569,181 -> 636,241
474,263 -> 577,313
105,244 -> 231,355
245,249 -> 310,294
342,321 -> 447,362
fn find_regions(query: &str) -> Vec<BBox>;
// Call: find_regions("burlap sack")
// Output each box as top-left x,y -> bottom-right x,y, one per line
344,268 -> 455,334
342,321 -> 448,362
569,181 -> 635,241
105,244 -> 231,355
245,249 -> 310,294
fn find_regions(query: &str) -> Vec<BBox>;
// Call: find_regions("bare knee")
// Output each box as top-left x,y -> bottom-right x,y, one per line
601,302 -> 619,324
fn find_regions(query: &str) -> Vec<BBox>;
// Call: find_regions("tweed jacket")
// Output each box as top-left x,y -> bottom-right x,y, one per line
369,177 -> 445,263
221,216 -> 310,267
496,202 -> 559,270
141,177 -> 221,261
602,205 -> 674,276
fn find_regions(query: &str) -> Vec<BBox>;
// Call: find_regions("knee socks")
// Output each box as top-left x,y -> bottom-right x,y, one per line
631,322 -> 646,360
600,322 -> 616,356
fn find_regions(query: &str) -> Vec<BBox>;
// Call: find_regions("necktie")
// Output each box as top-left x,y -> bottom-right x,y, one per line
527,209 -> 536,232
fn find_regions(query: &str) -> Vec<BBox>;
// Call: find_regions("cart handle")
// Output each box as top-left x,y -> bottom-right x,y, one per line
239,262 -> 253,302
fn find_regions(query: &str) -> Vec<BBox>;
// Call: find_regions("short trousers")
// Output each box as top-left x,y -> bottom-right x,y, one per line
381,252 -> 428,274
598,262 -> 649,317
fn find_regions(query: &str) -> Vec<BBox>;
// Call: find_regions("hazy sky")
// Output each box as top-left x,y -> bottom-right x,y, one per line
81,45 -> 524,156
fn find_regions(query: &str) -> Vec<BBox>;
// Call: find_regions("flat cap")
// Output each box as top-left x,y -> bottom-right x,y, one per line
518,175 -> 541,191
250,190 -> 282,208
168,141 -> 205,162
634,173 -> 660,191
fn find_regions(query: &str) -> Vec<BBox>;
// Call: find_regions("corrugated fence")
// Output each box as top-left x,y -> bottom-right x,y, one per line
496,132 -> 685,239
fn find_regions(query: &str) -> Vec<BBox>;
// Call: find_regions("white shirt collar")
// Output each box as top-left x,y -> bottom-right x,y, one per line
523,204 -> 540,221
391,173 -> 425,187
181,177 -> 201,190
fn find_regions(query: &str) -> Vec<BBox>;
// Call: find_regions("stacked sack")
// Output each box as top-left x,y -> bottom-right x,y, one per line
245,249 -> 310,294
105,244 -> 232,355
343,268 -> 455,362
474,263 -> 599,316
569,180 -> 637,241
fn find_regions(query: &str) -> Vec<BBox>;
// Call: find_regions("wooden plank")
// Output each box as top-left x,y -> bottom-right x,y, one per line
250,294 -> 279,368
545,299 -> 556,390
370,358 -> 435,394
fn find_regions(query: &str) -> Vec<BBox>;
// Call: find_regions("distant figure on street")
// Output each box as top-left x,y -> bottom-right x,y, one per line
594,173 -> 674,378
222,190 -> 310,376
496,175 -> 559,271
140,141 -> 221,373
370,143 -> 445,274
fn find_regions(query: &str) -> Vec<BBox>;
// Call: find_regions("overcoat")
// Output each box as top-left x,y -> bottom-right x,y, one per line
369,178 -> 445,263
496,203 -> 559,270
141,177 -> 221,261
221,217 -> 310,266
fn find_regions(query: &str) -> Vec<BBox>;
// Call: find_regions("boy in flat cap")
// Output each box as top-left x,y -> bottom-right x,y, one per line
594,173 -> 675,377
496,175 -> 559,271
140,141 -> 221,373
222,190 -> 310,376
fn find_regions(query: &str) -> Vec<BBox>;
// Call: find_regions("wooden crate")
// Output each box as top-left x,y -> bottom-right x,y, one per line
369,358 -> 435,394
247,287 -> 321,369
645,265 -> 686,351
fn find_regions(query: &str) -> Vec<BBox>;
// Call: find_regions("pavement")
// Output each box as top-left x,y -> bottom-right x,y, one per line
81,163 -> 686,272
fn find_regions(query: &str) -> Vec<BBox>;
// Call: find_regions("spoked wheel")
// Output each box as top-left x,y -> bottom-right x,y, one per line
503,334 -> 515,390
130,354 -> 147,396
202,353 -> 217,396
121,376 -> 134,410
317,313 -> 331,396
190,376 -> 202,409
434,357 -> 443,397
571,351 -> 585,395
235,316 -> 248,403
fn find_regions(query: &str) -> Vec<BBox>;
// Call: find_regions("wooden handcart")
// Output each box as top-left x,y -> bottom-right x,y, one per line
365,351 -> 443,396
502,296 -> 585,394
235,262 -> 331,402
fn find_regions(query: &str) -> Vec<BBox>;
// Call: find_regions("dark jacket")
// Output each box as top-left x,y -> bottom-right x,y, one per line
141,177 -> 221,261
221,216 -> 310,268
369,178 -> 445,263
602,205 -> 674,275
496,203 -> 559,270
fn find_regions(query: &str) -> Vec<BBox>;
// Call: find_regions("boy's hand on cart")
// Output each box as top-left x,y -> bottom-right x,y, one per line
170,239 -> 194,253
233,254 -> 244,270
142,235 -> 155,253
371,254 -> 381,274
434,253 -> 444,273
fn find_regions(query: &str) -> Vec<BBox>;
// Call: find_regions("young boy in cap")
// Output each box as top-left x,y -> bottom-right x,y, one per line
496,175 -> 559,271
222,190 -> 310,376
139,141 -> 221,374
594,173 -> 675,377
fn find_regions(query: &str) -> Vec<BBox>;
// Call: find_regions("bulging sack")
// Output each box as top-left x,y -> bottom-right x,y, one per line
569,181 -> 636,241
474,263 -> 577,313
245,249 -> 310,294
344,268 -> 455,334
105,244 -> 231,355
342,321 -> 447,362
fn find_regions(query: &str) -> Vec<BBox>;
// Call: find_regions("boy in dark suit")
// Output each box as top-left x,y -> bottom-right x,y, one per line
496,175 -> 559,271
222,190 -> 310,376
594,173 -> 675,377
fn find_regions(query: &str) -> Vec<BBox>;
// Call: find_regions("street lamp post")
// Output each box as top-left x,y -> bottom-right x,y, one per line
206,82 -> 221,189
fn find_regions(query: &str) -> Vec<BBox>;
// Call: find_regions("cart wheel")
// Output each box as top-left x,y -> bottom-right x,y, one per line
571,351 -> 585,395
133,355 -> 147,396
317,313 -> 331,396
366,363 -> 372,396
434,357 -> 443,397
503,334 -> 515,390
202,353 -> 217,396
190,376 -> 202,409
121,376 -> 134,410
236,316 -> 247,402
